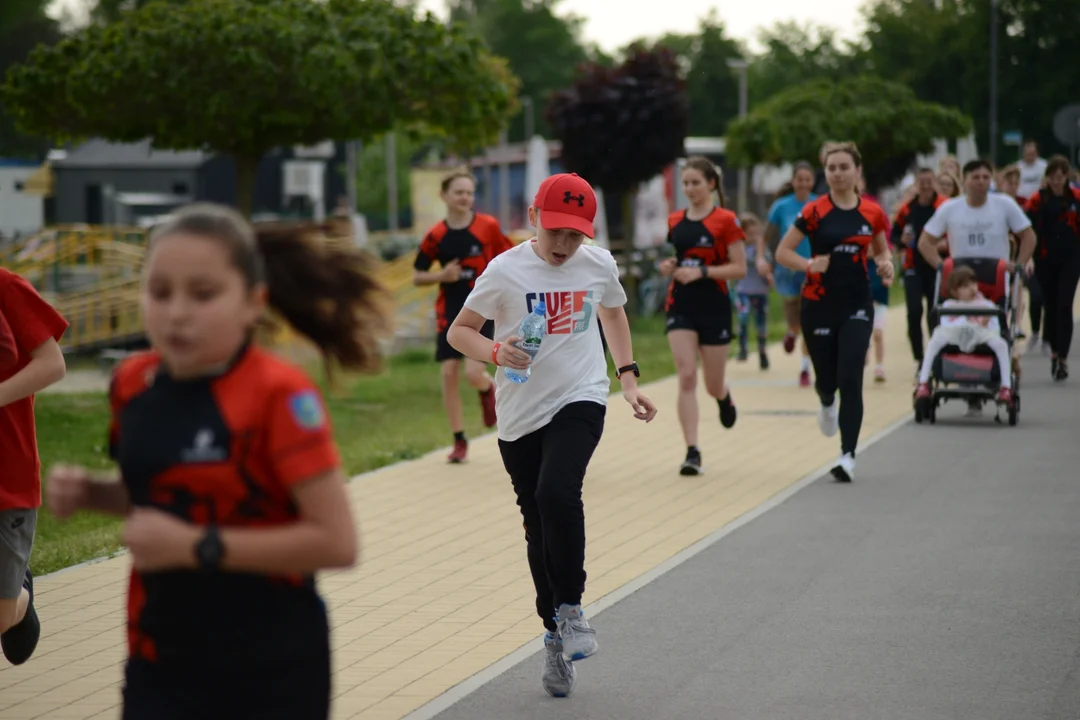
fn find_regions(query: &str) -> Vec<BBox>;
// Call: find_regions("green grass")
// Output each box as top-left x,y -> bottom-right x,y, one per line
31,286 -> 904,576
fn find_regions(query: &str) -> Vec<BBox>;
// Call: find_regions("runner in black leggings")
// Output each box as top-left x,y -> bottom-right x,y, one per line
776,141 -> 893,482
1024,154 -> 1080,381
893,168 -> 946,373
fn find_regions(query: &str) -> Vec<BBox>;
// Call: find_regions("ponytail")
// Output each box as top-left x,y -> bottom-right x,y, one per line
149,203 -> 393,380
256,224 -> 392,376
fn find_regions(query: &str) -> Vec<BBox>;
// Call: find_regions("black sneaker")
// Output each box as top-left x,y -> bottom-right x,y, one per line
1,568 -> 40,666
736,346 -> 748,362
679,448 -> 702,476
1055,359 -> 1068,381
718,393 -> 737,429
1051,357 -> 1059,379
759,350 -> 769,370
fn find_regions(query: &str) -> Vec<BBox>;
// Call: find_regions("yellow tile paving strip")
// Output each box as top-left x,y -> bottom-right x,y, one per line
0,297 -> 1058,719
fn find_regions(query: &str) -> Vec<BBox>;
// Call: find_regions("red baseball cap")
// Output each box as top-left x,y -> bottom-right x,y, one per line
533,173 -> 597,238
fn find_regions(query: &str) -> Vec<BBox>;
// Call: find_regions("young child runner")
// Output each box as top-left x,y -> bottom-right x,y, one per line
766,161 -> 817,386
0,269 -> 68,666
447,173 -> 657,698
45,204 -> 387,719
913,265 -> 1014,407
733,212 -> 771,369
776,141 -> 894,482
658,157 -> 746,476
413,171 -> 513,463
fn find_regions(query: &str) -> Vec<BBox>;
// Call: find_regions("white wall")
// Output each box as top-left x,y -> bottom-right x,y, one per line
0,168 -> 45,239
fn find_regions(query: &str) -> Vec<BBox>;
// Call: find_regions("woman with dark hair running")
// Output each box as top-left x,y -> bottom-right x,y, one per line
766,161 -> 818,386
776,142 -> 893,482
659,156 -> 747,476
1025,154 -> 1080,381
893,168 -> 948,375
414,170 -> 513,463
46,204 -> 390,719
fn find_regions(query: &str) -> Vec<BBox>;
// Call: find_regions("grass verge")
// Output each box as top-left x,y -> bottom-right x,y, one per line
31,288 -> 902,575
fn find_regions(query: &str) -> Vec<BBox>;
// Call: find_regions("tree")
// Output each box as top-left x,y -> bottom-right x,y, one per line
447,0 -> 590,142
546,45 -> 688,311
748,21 -> 862,107
90,0 -> 188,24
2,0 -> 519,214
725,76 -> 971,191
857,0 -> 1080,163
0,0 -> 60,159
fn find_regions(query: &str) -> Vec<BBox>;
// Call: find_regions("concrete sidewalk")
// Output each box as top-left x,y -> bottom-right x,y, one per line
0,296 -> 1063,720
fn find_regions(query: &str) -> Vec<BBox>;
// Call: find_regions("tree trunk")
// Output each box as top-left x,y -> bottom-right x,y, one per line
235,156 -> 259,218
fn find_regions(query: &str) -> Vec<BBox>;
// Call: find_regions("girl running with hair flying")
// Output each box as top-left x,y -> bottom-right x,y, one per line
448,173 -> 657,699
1024,155 -> 1080,381
46,204 -> 389,719
413,171 -> 513,463
659,156 -> 747,476
776,142 -> 894,482
766,161 -> 818,386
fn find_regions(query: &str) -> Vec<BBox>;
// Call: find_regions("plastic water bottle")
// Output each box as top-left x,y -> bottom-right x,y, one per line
504,301 -> 546,383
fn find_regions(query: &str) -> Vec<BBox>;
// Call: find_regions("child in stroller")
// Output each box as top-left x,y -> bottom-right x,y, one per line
914,262 -> 1016,420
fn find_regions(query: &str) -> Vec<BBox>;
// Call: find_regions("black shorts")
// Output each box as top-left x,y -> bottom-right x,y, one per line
664,310 -> 733,346
437,319 -> 494,362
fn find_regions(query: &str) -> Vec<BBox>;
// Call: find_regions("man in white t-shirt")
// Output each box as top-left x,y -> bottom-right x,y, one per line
446,172 -> 657,699
918,158 -> 1035,269
1016,140 -> 1048,201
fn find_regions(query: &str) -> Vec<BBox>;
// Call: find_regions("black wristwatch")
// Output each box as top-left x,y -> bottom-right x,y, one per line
194,525 -> 225,571
616,362 -> 640,379
699,266 -> 708,279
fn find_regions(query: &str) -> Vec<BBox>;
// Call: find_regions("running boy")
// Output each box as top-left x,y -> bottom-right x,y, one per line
914,265 -> 1013,408
447,173 -> 657,698
1,267 -> 68,666
734,213 -> 771,369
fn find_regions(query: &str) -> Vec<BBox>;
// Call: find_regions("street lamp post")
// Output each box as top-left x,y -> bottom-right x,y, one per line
989,0 -> 999,163
726,58 -> 750,212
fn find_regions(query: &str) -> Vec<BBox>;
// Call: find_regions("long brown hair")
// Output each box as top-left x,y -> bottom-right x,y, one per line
683,156 -> 725,208
149,203 -> 392,378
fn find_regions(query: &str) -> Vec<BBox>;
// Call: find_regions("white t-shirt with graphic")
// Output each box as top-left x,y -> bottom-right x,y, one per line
463,240 -> 627,442
1017,158 -> 1047,199
924,194 -> 1031,261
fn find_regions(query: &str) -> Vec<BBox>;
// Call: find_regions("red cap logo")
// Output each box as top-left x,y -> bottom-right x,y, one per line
532,173 -> 597,238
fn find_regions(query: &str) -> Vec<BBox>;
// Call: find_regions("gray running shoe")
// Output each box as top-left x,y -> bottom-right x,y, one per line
542,632 -> 576,697
557,604 -> 598,662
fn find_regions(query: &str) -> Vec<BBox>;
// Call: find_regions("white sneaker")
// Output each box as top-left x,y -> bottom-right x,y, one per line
817,400 -> 839,437
830,453 -> 855,482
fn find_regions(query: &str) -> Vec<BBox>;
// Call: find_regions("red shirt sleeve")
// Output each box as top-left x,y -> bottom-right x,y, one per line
793,200 -> 819,236
0,270 -> 69,355
264,374 -> 340,488
721,213 -> 746,248
413,226 -> 443,272
873,204 -> 889,237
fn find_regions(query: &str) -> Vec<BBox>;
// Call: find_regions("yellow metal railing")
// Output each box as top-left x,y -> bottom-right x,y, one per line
53,278 -> 143,351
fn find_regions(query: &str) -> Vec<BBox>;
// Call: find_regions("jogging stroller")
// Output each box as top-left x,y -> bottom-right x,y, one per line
913,257 -> 1020,426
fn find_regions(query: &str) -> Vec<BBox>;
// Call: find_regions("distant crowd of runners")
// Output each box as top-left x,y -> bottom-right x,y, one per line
1,136 -> 1077,716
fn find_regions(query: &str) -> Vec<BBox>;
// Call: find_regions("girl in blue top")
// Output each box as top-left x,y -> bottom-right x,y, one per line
766,161 -> 816,386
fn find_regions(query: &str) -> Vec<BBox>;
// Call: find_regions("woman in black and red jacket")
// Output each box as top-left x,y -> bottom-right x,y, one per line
1025,155 -> 1080,381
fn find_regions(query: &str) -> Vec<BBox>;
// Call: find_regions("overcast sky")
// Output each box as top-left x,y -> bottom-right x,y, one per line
50,0 -> 867,52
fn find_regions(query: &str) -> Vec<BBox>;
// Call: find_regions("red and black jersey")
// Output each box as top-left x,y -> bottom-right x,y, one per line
1024,187 -> 1080,259
414,212 -> 513,331
795,195 -> 889,307
109,346 -> 339,668
664,207 -> 745,313
892,193 -> 947,271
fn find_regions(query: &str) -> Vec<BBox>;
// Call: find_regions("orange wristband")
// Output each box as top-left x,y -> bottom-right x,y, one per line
491,342 -> 501,366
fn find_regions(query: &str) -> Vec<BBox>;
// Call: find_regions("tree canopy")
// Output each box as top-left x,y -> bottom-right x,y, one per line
546,46 -> 688,196
724,75 -> 971,190
0,0 -> 60,158
2,0 -> 519,213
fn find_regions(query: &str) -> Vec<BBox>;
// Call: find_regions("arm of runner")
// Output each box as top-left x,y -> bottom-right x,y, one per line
1013,227 -> 1036,267
0,337 -> 65,407
1005,197 -> 1035,267
597,304 -> 657,423
871,230 -> 895,286
706,240 -> 747,281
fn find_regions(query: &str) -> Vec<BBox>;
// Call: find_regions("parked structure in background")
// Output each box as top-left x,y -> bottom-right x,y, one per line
0,159 -> 46,241
34,138 -> 347,226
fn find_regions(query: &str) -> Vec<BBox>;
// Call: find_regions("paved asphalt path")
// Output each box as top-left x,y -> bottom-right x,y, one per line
432,349 -> 1080,720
